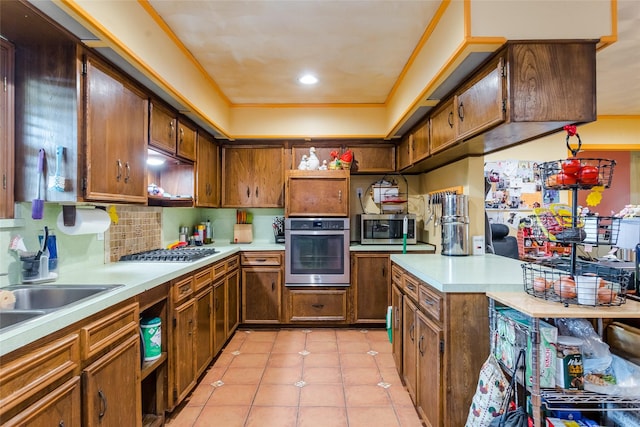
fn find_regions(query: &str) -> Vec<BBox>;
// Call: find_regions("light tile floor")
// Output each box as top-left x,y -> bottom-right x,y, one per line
165,328 -> 424,427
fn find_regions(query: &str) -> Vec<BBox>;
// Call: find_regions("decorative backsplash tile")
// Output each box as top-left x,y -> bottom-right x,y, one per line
106,206 -> 162,262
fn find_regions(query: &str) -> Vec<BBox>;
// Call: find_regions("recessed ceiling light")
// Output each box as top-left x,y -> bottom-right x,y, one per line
298,74 -> 318,85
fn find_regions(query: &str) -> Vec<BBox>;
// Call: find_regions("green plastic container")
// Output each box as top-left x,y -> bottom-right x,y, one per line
140,317 -> 162,361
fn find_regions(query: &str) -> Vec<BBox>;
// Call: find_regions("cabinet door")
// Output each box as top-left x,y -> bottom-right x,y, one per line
3,377 -> 81,427
149,101 -> 176,154
0,40 -> 14,219
177,119 -> 197,161
402,297 -> 418,404
83,334 -> 141,427
353,253 -> 390,323
285,170 -> 349,217
411,120 -> 430,163
348,144 -> 396,173
391,284 -> 403,375
396,134 -> 412,171
242,267 -> 281,323
430,98 -> 457,154
456,55 -> 505,140
226,268 -> 240,337
195,288 -> 213,377
251,147 -> 284,206
416,310 -> 443,427
172,299 -> 196,405
195,132 -> 220,207
213,280 -> 226,354
84,57 -> 147,203
222,147 -> 284,207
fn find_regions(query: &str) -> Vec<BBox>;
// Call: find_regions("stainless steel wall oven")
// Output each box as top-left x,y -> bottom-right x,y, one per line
285,218 -> 350,286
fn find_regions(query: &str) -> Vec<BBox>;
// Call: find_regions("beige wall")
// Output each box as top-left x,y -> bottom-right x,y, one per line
418,157 -> 485,248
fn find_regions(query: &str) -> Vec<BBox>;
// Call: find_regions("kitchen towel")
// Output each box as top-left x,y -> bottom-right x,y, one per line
56,207 -> 111,235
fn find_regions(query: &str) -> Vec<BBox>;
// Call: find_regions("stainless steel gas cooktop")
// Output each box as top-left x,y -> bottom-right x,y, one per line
119,247 -> 218,262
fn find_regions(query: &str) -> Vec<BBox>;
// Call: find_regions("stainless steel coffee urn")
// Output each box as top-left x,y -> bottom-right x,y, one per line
441,194 -> 470,256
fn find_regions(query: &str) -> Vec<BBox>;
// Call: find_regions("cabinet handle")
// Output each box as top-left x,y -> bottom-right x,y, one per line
418,335 -> 425,356
338,190 -> 342,203
395,307 -> 400,327
59,421 -> 65,427
179,127 -> 184,144
255,187 -> 259,198
457,102 -> 465,121
381,266 -> 386,277
169,120 -> 175,138
247,187 -> 250,198
447,111 -> 454,128
407,284 -> 415,292
98,389 -> 107,419
116,159 -> 122,182
423,298 -> 435,306
188,318 -> 193,335
255,258 -> 267,263
311,304 -> 324,309
409,323 -> 415,342
124,161 -> 130,183
271,282 -> 275,291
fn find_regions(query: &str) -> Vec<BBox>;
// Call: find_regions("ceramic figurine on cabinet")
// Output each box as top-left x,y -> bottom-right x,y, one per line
319,160 -> 328,170
298,155 -> 309,170
307,147 -> 320,170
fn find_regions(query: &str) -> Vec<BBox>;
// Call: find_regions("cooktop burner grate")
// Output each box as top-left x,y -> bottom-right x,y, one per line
119,247 -> 219,262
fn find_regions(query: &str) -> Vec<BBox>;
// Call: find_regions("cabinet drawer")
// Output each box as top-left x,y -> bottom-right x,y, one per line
418,284 -> 443,323
226,255 -> 239,271
391,265 -> 403,287
403,274 -> 419,302
288,289 -> 347,322
212,261 -> 226,281
173,276 -> 194,305
0,334 -> 79,419
194,267 -> 212,292
81,303 -> 139,360
241,252 -> 282,266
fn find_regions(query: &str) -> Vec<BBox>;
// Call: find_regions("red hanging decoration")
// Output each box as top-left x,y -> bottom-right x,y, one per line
563,125 -> 578,137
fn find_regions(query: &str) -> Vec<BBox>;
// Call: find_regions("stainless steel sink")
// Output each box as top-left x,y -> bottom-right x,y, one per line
0,310 -> 46,329
0,284 -> 123,331
8,284 -> 122,310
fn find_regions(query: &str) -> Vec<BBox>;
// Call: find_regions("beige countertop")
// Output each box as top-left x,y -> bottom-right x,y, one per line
390,253 -> 525,293
0,241 -> 434,356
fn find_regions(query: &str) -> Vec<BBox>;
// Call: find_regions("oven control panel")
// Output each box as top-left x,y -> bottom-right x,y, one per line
286,218 -> 349,231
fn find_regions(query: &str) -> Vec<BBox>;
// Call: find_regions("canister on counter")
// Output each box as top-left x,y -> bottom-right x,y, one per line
555,335 -> 584,390
140,317 -> 162,361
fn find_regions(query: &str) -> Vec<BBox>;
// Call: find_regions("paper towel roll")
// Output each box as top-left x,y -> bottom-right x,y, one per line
56,208 -> 111,235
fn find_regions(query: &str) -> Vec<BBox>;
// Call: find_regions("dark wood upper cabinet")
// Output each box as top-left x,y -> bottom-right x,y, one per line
0,39 -> 15,219
401,40 -> 597,174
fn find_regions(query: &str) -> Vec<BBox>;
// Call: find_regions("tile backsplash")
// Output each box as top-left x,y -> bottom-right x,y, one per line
106,206 -> 162,262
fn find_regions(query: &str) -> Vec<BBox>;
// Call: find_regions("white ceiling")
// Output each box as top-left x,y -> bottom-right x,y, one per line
146,0 -> 640,116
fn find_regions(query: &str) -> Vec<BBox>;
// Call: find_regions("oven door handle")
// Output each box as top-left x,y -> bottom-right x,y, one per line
286,230 -> 347,236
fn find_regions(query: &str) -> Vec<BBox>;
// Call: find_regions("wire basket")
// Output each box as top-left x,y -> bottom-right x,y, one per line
540,158 -> 616,190
522,262 -> 631,307
530,213 -> 621,246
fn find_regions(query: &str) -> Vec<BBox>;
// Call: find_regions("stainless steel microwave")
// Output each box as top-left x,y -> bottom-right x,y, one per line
360,214 -> 417,245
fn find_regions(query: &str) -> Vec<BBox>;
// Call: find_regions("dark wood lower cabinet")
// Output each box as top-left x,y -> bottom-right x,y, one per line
352,253 -> 390,323
83,334 -> 141,427
416,310 -> 443,427
3,377 -> 81,427
402,297 -> 418,404
392,262 -> 489,427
